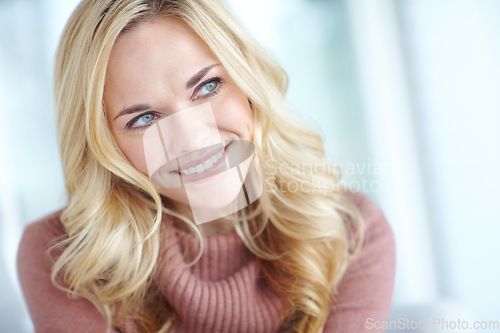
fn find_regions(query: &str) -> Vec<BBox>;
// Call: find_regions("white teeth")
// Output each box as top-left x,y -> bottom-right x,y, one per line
180,148 -> 225,175
195,164 -> 204,173
202,160 -> 213,169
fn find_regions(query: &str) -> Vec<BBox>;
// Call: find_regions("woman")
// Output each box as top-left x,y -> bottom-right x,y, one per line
17,0 -> 395,332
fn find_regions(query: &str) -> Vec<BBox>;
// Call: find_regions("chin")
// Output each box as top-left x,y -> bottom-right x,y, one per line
185,173 -> 249,224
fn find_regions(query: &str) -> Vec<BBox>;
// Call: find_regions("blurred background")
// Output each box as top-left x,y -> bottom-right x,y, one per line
1,0 -> 499,332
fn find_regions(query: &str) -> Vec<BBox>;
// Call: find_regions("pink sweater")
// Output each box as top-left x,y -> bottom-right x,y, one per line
17,192 -> 395,332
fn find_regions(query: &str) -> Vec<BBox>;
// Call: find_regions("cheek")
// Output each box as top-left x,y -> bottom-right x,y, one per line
115,135 -> 149,175
216,87 -> 254,140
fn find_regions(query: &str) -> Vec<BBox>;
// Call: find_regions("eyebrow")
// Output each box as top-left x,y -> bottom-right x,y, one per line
113,103 -> 151,120
185,64 -> 219,89
113,64 -> 220,121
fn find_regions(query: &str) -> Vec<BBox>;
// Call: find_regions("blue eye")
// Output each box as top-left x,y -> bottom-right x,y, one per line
193,77 -> 223,100
198,80 -> 218,96
128,112 -> 157,129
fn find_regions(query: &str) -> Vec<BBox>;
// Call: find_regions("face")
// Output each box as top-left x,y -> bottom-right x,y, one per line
104,17 -> 254,218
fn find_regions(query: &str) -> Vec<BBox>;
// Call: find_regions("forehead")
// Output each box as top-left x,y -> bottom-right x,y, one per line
110,16 -> 216,69
104,16 -> 218,113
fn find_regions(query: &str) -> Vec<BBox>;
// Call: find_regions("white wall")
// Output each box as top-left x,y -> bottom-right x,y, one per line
398,0 -> 500,321
346,0 -> 439,307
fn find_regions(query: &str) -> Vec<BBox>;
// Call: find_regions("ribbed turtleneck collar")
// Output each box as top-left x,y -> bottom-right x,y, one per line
154,220 -> 284,333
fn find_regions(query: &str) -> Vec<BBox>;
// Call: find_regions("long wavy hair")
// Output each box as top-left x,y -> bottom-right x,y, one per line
52,0 -> 364,332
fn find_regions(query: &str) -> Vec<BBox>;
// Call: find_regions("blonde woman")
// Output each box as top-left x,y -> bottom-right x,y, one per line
17,0 -> 395,332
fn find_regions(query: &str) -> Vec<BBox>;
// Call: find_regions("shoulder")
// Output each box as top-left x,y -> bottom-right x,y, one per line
17,210 -> 113,333
343,190 -> 394,248
18,210 -> 66,257
341,190 -> 395,292
17,210 -> 67,283
324,191 -> 396,332
16,211 -> 67,327
17,210 -> 66,278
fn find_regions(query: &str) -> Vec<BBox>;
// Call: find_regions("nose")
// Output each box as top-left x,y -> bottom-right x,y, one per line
159,103 -> 222,160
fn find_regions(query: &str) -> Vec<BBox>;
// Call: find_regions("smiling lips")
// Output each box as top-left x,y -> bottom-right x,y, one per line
179,147 -> 225,175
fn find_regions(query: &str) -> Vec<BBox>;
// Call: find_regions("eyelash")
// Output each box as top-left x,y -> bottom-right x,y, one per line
192,76 -> 224,100
125,76 -> 224,131
126,112 -> 159,131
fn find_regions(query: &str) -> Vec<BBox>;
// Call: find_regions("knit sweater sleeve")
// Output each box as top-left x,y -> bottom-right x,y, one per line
16,211 -> 121,333
323,192 -> 396,332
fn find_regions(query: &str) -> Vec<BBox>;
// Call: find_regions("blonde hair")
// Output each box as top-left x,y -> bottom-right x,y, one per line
52,0 -> 364,332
